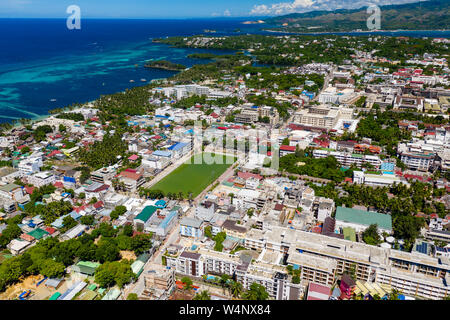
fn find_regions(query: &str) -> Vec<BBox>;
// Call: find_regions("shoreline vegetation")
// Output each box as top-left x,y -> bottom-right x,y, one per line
144,60 -> 186,71
187,53 -> 219,59
1,30 -> 449,133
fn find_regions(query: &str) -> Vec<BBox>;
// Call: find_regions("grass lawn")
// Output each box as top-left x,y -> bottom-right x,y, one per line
150,153 -> 235,197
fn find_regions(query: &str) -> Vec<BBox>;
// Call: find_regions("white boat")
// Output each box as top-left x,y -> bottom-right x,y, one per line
140,79 -> 147,82
129,80 -> 135,83
50,99 -> 57,102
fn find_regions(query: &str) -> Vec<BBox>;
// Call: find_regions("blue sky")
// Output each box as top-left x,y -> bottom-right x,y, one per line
0,0 -> 424,18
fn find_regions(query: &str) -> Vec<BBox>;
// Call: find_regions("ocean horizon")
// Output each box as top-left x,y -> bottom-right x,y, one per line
1,18 -> 449,124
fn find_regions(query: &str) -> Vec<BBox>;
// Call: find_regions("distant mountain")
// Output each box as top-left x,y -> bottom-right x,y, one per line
265,0 -> 450,32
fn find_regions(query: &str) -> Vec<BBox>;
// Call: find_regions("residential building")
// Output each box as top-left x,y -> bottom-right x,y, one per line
179,217 -> 203,238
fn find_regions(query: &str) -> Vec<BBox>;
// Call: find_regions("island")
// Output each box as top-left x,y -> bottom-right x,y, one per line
187,53 -> 218,59
144,60 -> 186,71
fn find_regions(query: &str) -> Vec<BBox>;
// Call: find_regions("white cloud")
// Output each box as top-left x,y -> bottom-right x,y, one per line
224,9 -> 231,16
250,0 -> 422,16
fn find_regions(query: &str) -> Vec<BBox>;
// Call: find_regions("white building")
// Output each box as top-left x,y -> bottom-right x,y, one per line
18,157 -> 43,175
313,149 -> 382,168
27,171 -> 56,187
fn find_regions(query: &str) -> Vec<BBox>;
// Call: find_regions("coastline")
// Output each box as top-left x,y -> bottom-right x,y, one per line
2,21 -> 450,131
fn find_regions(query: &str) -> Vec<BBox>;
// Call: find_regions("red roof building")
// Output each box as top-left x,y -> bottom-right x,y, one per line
21,234 -> 35,242
128,154 -> 139,161
24,186 -> 35,195
280,145 -> 296,151
44,227 -> 57,235
93,201 -> 104,210
53,181 -> 64,189
307,283 -> 331,301
48,150 -> 61,157
237,171 -> 263,181
274,203 -> 284,211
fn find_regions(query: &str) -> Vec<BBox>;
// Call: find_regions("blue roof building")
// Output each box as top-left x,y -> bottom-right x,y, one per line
51,215 -> 67,229
156,210 -> 178,236
69,211 -> 82,220
152,150 -> 172,158
168,142 -> 189,151
155,199 -> 167,208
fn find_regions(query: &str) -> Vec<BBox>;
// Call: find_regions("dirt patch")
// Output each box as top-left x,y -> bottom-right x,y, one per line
169,289 -> 194,300
120,250 -> 136,261
0,275 -> 43,300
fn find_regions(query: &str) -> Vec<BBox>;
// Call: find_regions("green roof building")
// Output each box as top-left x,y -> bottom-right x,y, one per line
27,228 -> 49,240
72,261 -> 101,276
134,205 -> 157,223
335,206 -> 392,234
0,183 -> 21,193
49,292 -> 61,300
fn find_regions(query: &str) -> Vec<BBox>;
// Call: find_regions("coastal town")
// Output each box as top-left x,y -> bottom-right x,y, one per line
0,33 -> 450,302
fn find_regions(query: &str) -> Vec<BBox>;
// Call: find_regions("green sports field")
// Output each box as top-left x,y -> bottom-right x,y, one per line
150,153 -> 236,197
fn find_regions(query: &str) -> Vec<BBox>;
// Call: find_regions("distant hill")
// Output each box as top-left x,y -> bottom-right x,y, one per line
264,0 -> 450,32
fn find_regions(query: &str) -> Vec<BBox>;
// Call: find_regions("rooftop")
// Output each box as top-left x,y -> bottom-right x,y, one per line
335,206 -> 392,231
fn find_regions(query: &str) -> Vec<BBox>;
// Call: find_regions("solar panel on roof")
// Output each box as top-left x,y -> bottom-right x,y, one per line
416,242 -> 428,254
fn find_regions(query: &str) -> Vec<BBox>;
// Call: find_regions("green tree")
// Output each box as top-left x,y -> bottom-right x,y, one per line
193,290 -> 211,300
39,259 -> 66,278
362,224 -> 382,245
220,274 -> 231,293
127,293 -> 139,300
96,239 -> 120,263
181,276 -> 193,291
230,280 -> 243,298
242,282 -> 269,300
80,215 -> 95,226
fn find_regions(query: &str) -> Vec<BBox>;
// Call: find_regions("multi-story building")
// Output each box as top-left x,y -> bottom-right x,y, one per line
235,109 -> 259,124
91,166 -> 117,184
117,170 -> 145,192
240,224 -> 450,300
18,157 -> 42,175
293,106 -> 340,129
317,198 -> 335,222
179,217 -> 203,238
398,147 -> 435,171
174,247 -> 303,300
353,170 -> 404,187
176,251 -> 202,277
394,95 -> 424,112
26,171 -> 56,187
144,263 -> 175,294
313,149 -> 382,168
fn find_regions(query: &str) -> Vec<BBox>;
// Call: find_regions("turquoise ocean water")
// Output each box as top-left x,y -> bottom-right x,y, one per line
0,18 -> 449,124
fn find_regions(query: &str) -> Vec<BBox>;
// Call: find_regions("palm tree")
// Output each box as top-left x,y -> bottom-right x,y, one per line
230,280 -> 243,298
219,274 -> 231,294
389,289 -> 401,300
193,290 -> 211,300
